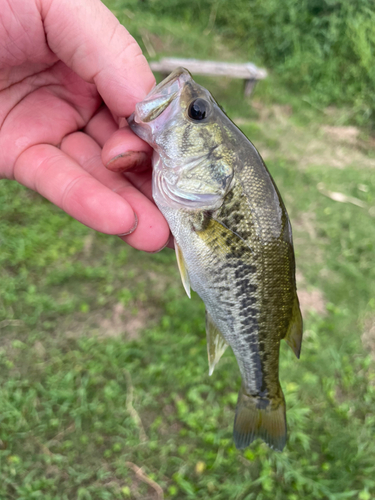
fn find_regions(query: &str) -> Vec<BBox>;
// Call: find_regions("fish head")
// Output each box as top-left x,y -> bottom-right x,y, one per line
128,68 -> 236,210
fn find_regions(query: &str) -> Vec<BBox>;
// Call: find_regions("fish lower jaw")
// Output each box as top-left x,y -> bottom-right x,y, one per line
153,172 -> 223,211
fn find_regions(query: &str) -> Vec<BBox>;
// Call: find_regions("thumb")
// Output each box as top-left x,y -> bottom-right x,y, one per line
41,0 -> 154,117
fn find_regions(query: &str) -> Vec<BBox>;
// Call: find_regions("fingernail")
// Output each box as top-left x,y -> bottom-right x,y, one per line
106,151 -> 136,166
118,213 -> 138,236
106,151 -> 149,173
148,239 -> 170,254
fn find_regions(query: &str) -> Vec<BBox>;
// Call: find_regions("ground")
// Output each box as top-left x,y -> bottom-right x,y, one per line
1,7 -> 375,500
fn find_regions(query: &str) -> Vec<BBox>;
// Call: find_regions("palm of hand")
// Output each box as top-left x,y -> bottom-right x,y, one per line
1,59 -> 99,177
0,1 -> 170,252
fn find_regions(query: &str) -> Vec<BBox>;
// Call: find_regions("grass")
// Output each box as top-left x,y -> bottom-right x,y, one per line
1,5 -> 375,500
124,0 -> 375,129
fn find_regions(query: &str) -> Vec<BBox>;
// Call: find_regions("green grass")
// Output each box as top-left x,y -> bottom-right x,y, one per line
122,0 -> 375,129
1,6 -> 375,500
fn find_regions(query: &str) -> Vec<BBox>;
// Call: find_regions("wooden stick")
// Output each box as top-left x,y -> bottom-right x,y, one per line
126,462 -> 164,500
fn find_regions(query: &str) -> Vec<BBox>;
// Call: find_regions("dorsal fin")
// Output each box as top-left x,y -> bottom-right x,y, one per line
284,295 -> 303,359
206,310 -> 228,376
174,239 -> 191,298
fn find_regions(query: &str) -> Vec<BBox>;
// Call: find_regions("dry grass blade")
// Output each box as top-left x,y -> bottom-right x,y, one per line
139,29 -> 156,58
126,462 -> 164,500
30,435 -> 54,457
47,423 -> 75,448
203,3 -> 217,35
0,320 -> 24,329
124,369 -> 147,443
317,183 -> 367,208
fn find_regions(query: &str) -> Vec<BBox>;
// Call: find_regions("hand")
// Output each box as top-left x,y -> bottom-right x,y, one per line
0,0 -> 170,252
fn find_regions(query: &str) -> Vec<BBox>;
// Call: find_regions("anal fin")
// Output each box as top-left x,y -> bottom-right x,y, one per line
174,240 -> 191,298
284,295 -> 303,359
206,310 -> 228,376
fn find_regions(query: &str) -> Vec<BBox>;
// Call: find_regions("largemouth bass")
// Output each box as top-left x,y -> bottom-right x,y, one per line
128,68 -> 303,451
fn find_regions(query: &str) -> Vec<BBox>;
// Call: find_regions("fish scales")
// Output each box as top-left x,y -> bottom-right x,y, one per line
128,68 -> 303,451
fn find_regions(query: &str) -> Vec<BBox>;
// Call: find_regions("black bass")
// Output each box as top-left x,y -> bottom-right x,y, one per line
128,68 -> 303,451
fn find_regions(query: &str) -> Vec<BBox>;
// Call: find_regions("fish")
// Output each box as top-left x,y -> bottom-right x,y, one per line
128,68 -> 303,451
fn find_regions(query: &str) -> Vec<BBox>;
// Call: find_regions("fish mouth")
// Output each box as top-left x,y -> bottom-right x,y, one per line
127,112 -> 148,141
154,67 -> 191,93
131,67 -> 191,125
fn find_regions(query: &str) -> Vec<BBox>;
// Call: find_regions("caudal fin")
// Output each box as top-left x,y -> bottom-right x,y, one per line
233,387 -> 287,451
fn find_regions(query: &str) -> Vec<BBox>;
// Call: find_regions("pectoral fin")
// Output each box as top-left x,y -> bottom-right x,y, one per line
206,310 -> 228,376
175,240 -> 191,298
284,295 -> 303,359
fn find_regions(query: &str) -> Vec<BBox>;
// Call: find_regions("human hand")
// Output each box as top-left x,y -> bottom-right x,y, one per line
0,0 -> 170,252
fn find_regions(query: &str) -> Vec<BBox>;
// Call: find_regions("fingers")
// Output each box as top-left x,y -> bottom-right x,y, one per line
85,106 -> 153,173
14,143 -> 137,235
86,109 -> 154,211
61,132 -> 170,252
41,0 -> 155,117
103,127 -> 153,173
84,106 -> 118,146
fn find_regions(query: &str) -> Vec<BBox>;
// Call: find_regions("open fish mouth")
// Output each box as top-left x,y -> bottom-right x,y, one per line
130,67 -> 191,125
155,67 -> 191,93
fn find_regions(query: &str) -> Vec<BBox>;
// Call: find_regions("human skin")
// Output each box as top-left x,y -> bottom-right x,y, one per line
0,0 -> 171,252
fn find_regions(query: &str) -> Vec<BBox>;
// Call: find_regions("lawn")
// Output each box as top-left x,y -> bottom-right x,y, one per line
1,4 -> 375,500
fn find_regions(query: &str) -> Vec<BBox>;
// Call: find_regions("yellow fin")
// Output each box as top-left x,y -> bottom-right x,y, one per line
174,240 -> 191,298
284,295 -> 303,359
233,385 -> 287,451
206,310 -> 228,376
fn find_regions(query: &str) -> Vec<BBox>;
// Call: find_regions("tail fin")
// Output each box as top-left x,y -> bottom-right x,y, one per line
233,386 -> 287,451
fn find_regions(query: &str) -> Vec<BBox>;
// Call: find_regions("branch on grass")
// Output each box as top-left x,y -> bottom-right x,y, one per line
126,461 -> 164,500
124,369 -> 147,443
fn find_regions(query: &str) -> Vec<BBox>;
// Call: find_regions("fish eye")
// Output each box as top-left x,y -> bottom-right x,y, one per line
188,98 -> 210,121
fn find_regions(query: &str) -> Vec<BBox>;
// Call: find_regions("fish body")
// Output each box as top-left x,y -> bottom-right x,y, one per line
129,68 -> 302,451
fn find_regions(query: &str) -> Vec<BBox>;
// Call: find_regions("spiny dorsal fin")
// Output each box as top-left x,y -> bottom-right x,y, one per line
206,310 -> 228,376
284,295 -> 303,359
175,239 -> 191,298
